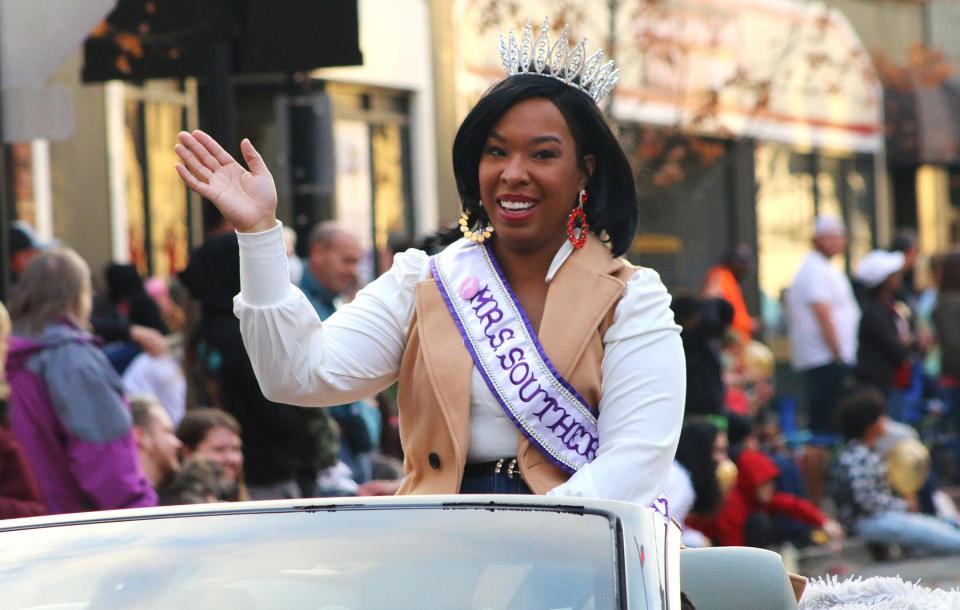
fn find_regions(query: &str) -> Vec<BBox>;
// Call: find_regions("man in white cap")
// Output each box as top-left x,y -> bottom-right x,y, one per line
785,214 -> 861,505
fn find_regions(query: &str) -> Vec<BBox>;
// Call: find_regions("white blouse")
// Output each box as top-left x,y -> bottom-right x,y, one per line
233,222 -> 685,506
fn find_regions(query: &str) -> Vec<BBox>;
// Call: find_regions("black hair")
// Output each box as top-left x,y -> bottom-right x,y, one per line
451,74 -> 638,256
835,387 -> 886,441
675,417 -> 723,515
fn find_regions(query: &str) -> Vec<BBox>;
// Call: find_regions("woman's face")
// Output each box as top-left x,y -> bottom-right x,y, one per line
478,97 -> 593,255
194,426 -> 244,482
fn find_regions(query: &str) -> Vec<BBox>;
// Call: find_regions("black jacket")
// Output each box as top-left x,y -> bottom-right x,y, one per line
180,233 -> 317,488
855,296 -> 909,392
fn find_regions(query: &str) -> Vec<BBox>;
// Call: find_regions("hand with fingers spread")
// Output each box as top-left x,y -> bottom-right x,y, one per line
174,130 -> 278,233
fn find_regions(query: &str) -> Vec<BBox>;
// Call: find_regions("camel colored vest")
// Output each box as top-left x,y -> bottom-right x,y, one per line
396,235 -> 636,495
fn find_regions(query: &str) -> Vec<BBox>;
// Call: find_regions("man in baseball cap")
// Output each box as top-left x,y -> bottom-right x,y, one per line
7,221 -> 49,285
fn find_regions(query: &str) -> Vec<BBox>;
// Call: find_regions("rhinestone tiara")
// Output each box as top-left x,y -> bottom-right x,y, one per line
498,17 -> 620,105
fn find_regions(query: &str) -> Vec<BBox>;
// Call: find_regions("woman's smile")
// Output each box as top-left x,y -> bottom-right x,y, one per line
495,194 -> 540,222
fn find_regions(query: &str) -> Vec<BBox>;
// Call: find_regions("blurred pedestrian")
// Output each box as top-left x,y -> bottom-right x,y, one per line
702,243 -> 756,343
179,232 -> 315,500
130,395 -> 182,493
5,249 -> 156,514
97,264 -> 169,373
691,447 -> 843,549
934,251 -> 960,426
668,418 -> 729,547
176,409 -> 246,501
673,295 -> 733,417
853,250 -> 911,396
159,456 -> 227,505
785,215 -> 859,505
830,387 -> 960,555
7,221 -> 49,286
144,276 -> 187,334
300,223 -> 380,487
0,300 -> 10,408
890,231 -> 920,313
0,301 -> 45,520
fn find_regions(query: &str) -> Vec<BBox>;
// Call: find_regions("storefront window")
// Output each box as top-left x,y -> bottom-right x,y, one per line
145,102 -> 190,277
8,144 -> 36,226
755,144 -> 816,306
334,119 -> 374,252
328,84 -> 414,278
122,85 -> 191,278
755,143 -> 875,314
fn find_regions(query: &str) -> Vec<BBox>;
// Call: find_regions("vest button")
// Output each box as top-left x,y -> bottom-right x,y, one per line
428,453 -> 441,470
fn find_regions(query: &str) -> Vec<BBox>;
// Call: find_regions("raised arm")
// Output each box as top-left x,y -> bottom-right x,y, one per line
174,130 -> 278,234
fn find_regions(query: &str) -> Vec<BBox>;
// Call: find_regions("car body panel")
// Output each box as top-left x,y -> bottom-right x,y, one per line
0,495 -> 680,610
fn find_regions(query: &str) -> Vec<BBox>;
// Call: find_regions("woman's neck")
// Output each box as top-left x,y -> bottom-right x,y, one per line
491,237 -> 564,286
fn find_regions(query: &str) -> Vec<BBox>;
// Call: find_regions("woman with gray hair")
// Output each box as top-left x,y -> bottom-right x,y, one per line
4,248 -> 155,514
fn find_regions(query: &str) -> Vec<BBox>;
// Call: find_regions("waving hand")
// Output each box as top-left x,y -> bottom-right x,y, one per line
174,130 -> 278,233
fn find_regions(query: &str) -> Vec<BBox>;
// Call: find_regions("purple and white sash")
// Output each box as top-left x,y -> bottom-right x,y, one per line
430,239 -> 598,474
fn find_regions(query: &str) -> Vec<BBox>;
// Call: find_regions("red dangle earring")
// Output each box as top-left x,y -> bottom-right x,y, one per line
566,190 -> 589,249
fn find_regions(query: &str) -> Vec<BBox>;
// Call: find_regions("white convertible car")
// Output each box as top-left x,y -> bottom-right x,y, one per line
0,496 -> 800,610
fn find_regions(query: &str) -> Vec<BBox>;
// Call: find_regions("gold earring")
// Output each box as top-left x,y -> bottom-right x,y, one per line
459,208 -> 494,243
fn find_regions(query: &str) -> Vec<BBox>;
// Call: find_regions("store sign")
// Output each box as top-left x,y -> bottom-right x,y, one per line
452,0 -> 883,153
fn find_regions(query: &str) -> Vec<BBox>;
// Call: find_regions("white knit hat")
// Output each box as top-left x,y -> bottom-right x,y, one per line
855,250 -> 905,288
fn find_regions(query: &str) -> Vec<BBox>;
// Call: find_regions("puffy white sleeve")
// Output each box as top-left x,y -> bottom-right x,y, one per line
546,267 -> 685,505
233,222 -> 430,407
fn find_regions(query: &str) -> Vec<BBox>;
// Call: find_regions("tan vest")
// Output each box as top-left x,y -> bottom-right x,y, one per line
396,235 -> 636,495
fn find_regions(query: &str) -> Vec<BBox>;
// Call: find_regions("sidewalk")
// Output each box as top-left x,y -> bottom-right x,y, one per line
797,538 -> 960,589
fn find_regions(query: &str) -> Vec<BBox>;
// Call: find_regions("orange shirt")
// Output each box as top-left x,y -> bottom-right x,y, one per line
703,265 -> 754,342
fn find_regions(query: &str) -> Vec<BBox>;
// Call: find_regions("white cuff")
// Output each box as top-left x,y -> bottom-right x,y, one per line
545,465 -> 599,500
237,220 -> 293,307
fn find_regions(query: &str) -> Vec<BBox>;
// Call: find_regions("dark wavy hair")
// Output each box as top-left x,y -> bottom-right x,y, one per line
451,74 -> 638,256
675,417 -> 723,515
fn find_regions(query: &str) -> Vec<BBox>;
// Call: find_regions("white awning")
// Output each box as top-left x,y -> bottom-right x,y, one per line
452,0 -> 883,153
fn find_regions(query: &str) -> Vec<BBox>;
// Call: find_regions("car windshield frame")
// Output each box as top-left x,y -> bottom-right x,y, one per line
0,499 -> 630,610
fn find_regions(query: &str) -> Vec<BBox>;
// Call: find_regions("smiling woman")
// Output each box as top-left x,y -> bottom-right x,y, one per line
173,18 -> 685,506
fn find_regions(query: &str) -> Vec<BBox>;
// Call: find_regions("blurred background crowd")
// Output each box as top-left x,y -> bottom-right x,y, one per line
2,0 -> 960,568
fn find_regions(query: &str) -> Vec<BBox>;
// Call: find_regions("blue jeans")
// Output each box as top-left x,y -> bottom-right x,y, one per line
459,472 -> 532,494
857,511 -> 960,554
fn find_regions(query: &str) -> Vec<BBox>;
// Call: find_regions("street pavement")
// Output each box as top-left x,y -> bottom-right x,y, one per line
798,541 -> 960,590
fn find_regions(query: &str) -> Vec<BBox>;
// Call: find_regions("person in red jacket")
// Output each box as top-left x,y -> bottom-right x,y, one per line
0,425 -> 45,519
688,448 -> 843,548
0,300 -> 45,520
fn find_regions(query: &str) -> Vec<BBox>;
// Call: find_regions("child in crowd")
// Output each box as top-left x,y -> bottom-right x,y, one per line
830,387 -> 960,554
688,446 -> 844,548
176,409 -> 246,501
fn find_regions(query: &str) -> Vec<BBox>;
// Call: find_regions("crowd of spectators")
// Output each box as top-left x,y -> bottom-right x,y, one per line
4,211 -> 960,567
0,220 -> 404,519
670,216 -> 960,560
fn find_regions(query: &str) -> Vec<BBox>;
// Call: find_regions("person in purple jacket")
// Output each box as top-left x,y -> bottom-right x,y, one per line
4,248 -> 156,514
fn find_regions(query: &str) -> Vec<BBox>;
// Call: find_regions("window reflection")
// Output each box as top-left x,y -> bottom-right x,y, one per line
0,508 -> 617,610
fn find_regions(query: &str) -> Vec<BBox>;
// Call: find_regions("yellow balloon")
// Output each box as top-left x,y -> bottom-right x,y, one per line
716,459 -> 738,494
887,439 -> 930,497
743,340 -> 775,380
